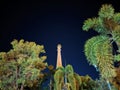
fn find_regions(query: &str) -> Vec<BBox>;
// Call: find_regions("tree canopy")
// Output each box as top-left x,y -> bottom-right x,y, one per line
0,39 -> 47,90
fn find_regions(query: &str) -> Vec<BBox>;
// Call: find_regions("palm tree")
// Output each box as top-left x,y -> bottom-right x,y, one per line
53,65 -> 81,90
82,4 -> 120,90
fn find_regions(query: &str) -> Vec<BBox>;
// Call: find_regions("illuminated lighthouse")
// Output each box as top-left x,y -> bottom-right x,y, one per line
56,44 -> 63,68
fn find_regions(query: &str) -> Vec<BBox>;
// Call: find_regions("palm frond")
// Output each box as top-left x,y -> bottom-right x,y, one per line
84,35 -> 109,66
98,4 -> 114,19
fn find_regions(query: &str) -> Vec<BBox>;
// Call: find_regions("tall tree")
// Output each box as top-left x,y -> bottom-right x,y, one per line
82,4 -> 120,90
0,39 -> 47,90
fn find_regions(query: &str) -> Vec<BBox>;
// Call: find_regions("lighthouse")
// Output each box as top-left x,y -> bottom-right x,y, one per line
56,44 -> 63,68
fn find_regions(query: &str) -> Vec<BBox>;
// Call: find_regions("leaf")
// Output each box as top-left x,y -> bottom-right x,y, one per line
84,35 -> 109,66
113,13 -> 120,24
114,54 -> 120,61
98,4 -> 114,19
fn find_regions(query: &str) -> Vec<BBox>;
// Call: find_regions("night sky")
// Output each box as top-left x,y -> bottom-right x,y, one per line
1,1 -> 120,80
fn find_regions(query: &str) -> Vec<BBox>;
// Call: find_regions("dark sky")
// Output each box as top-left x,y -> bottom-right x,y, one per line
1,1 -> 120,79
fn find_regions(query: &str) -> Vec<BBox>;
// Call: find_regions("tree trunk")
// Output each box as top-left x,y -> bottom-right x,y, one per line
20,84 -> 24,90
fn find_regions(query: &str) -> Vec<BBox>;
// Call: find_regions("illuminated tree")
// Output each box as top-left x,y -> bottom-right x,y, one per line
54,67 -> 64,90
82,4 -> 120,89
53,64 -> 97,90
65,65 -> 76,90
54,65 -> 77,90
0,39 -> 47,90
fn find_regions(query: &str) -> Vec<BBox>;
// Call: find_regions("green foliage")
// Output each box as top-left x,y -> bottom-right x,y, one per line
82,4 -> 120,35
95,38 -> 116,78
65,65 -> 76,90
98,4 -> 114,19
74,73 -> 82,89
84,35 -> 109,66
113,13 -> 120,23
53,65 -> 77,90
82,18 -> 97,31
114,55 -> 120,61
53,65 -> 99,90
54,67 -> 64,90
82,17 -> 108,34
84,34 -> 116,79
65,64 -> 74,74
112,25 -> 120,53
0,39 -> 47,90
80,75 -> 98,90
67,73 -> 76,90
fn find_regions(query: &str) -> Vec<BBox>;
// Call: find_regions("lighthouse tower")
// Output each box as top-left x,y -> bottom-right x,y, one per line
56,44 -> 63,68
